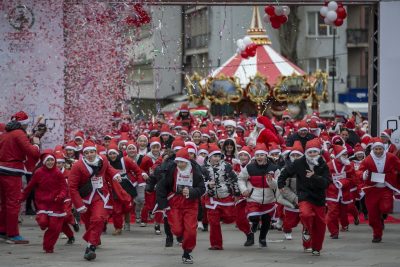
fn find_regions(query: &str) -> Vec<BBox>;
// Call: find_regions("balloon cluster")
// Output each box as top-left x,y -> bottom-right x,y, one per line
320,1 -> 347,27
236,36 -> 257,59
263,5 -> 290,29
124,4 -> 151,27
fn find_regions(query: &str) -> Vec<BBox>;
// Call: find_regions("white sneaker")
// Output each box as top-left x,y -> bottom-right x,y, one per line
197,221 -> 204,230
60,233 -> 68,239
284,233 -> 292,240
273,219 -> 283,229
304,247 -> 312,253
140,222 -> 147,227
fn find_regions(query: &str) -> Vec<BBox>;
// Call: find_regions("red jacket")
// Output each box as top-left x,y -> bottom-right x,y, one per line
256,128 -> 280,146
140,153 -> 159,175
120,156 -> 145,186
326,159 -> 355,204
68,155 -> 119,211
0,128 -> 40,175
23,165 -> 67,215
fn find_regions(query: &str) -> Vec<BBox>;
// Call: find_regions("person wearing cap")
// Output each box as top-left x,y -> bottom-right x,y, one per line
176,103 -> 195,130
156,148 -> 206,264
278,138 -> 329,256
21,150 -> 68,253
160,124 -> 175,150
380,129 -> 397,154
358,137 -> 400,243
68,140 -> 122,261
344,119 -> 361,147
0,111 -> 40,244
137,134 -> 149,156
325,145 -> 356,239
223,119 -> 237,139
276,141 -> 304,241
202,143 -> 240,250
249,116 -> 280,148
238,143 -> 280,248
286,120 -> 316,149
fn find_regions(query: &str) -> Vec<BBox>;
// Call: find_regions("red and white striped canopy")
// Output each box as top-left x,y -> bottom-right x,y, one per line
208,44 -> 305,88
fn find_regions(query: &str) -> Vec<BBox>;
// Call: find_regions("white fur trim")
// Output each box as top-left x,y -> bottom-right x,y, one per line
209,150 -> 222,157
43,155 -> 55,163
223,120 -> 236,128
188,148 -> 196,154
238,150 -> 251,158
255,150 -> 268,155
18,118 -> 29,125
107,149 -> 119,155
380,132 -> 390,139
298,127 -> 308,132
175,157 -> 190,163
173,145 -> 183,151
150,141 -> 161,148
371,142 -> 384,149
305,148 -> 320,154
198,149 -> 209,155
76,206 -> 86,212
268,149 -> 281,155
256,122 -> 264,129
83,146 -> 96,152
65,145 -> 76,151
335,148 -> 347,158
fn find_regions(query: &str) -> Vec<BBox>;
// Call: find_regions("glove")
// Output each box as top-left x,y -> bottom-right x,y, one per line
362,170 -> 369,181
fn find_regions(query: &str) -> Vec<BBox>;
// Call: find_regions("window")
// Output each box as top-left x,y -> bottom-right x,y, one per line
184,8 -> 209,49
127,63 -> 153,84
184,53 -> 210,77
307,12 -> 336,37
308,58 -> 338,78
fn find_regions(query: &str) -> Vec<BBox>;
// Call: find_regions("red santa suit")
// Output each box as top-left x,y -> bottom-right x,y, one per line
22,151 -> 67,252
0,114 -> 40,239
326,145 -> 355,238
359,138 -> 400,242
68,142 -> 121,249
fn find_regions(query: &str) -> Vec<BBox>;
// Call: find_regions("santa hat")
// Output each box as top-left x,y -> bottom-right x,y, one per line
290,140 -> 304,156
179,103 -> 190,113
236,123 -> 246,132
11,111 -> 29,125
223,119 -> 236,128
282,146 -> 292,157
185,141 -> 198,155
213,117 -> 221,124
238,146 -> 252,158
174,121 -> 183,130
191,128 -> 202,137
268,143 -> 281,155
118,132 -> 129,146
149,137 -> 161,148
137,133 -> 149,143
104,133 -> 113,140
126,140 -> 137,150
65,140 -> 77,151
345,120 -> 356,130
332,135 -> 345,145
54,151 -> 65,163
380,129 -> 393,139
309,119 -> 319,130
172,138 -> 185,151
160,124 -> 172,136
208,143 -> 222,157
305,138 -> 321,154
83,140 -> 97,152
254,143 -> 268,155
311,112 -> 320,120
74,130 -> 85,141
332,145 -> 347,158
361,134 -> 372,149
353,143 -> 365,156
198,143 -> 209,156
40,149 -> 55,164
107,143 -> 119,155
282,111 -> 291,119
371,137 -> 384,149
256,116 -> 270,129
54,145 -> 64,154
175,148 -> 190,164
180,127 -> 189,135
201,129 -> 210,139
97,145 -> 107,155
297,120 -> 309,132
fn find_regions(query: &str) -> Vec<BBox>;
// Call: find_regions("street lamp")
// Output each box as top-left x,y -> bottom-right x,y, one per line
331,27 -> 337,117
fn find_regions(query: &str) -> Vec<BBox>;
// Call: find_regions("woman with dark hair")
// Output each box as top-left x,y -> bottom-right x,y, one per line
221,138 -> 237,165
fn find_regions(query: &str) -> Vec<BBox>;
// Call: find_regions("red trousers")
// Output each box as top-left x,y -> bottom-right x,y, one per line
62,201 -> 75,238
200,196 -> 208,224
141,191 -> 163,223
275,204 -> 284,220
235,200 -> 250,235
282,208 -> 300,233
168,207 -> 198,252
299,201 -> 326,251
0,175 -> 22,237
345,202 -> 359,223
326,201 -> 348,236
365,188 -> 393,239
81,197 -> 109,246
36,214 -> 64,251
207,205 -> 236,248
112,200 -> 131,229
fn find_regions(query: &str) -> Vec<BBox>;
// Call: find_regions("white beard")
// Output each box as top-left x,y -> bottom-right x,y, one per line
306,155 -> 320,166
340,156 -> 351,166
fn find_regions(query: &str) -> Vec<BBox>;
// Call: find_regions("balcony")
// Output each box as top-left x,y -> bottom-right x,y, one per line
347,29 -> 368,47
185,34 -> 209,50
347,75 -> 368,89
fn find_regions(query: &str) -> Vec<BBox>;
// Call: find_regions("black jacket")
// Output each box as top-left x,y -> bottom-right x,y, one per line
286,132 -> 316,149
156,160 -> 206,210
278,156 -> 329,207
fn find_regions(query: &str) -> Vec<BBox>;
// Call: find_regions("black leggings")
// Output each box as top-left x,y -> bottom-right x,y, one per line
164,217 -> 172,238
249,214 -> 271,240
25,174 -> 35,211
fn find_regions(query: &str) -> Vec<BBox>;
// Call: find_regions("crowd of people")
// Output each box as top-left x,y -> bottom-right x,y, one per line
0,104 -> 400,264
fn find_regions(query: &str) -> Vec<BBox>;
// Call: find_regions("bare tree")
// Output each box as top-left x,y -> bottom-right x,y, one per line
278,7 -> 300,64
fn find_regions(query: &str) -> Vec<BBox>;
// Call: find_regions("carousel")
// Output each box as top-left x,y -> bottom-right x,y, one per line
186,6 -> 328,118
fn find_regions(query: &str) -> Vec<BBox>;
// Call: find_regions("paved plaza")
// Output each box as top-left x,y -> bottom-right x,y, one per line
0,215 -> 399,267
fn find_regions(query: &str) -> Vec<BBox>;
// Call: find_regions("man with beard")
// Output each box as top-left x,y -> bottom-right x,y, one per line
223,120 -> 237,139
278,139 -> 329,256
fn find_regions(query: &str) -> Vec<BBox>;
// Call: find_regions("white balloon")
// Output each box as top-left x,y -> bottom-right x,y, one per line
236,48 -> 241,54
275,6 -> 284,16
237,39 -> 245,50
283,6 -> 290,16
263,14 -> 271,24
320,6 -> 328,17
328,1 -> 338,11
324,16 -> 333,25
326,10 -> 338,22
243,36 -> 252,46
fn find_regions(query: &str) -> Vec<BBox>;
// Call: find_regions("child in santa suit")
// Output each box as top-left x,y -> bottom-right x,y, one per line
156,148 -> 205,264
278,139 -> 329,256
326,145 -> 356,239
107,143 -> 142,234
276,141 -> 304,241
350,144 -> 367,220
202,143 -> 240,250
238,143 -> 280,248
68,140 -> 123,261
54,151 -> 79,245
232,146 -> 253,246
359,137 -> 400,243
22,150 -> 67,253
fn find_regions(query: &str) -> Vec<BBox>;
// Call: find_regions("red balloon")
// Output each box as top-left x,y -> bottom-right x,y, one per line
271,20 -> 281,29
269,14 -> 278,23
334,18 -> 344,27
265,6 -> 275,16
278,15 -> 288,24
241,51 -> 249,59
248,49 -> 256,57
336,7 -> 347,19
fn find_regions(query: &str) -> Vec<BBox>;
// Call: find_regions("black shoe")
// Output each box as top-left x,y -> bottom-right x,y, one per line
176,236 -> 183,245
202,223 -> 208,232
244,233 -> 254,247
25,209 -> 36,216
66,236 -> 75,245
165,236 -> 173,247
259,239 -> 267,247
182,252 -> 193,264
312,250 -> 320,256
84,245 -> 96,261
155,224 -> 161,235
330,235 -> 339,239
372,237 -> 382,243
72,223 -> 80,233
354,216 -> 360,225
